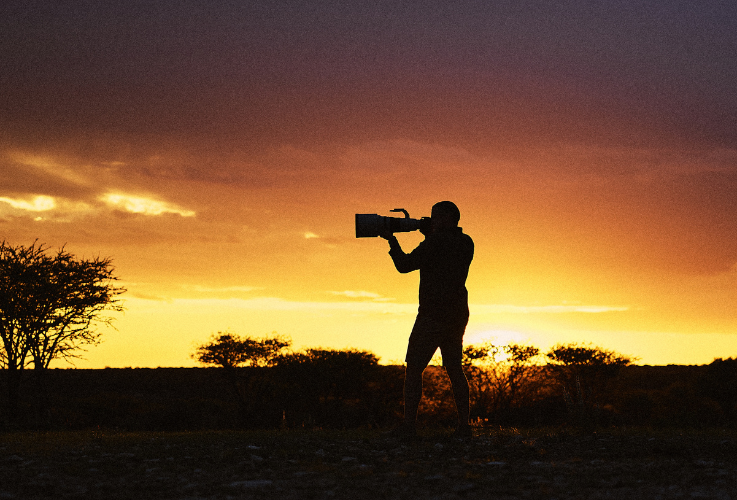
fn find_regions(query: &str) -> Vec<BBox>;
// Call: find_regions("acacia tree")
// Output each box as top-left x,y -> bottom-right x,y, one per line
192,331 -> 291,369
192,331 -> 291,426
546,343 -> 634,419
0,242 -> 42,414
0,241 -> 125,422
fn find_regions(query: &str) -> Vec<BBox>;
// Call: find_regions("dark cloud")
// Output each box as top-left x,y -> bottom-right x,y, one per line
0,155 -> 95,200
1,0 -> 735,150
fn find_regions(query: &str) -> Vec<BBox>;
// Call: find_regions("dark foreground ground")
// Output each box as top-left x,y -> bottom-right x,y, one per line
2,427 -> 736,499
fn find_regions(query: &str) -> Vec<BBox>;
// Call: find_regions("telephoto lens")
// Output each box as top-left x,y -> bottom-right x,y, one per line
355,209 -> 428,238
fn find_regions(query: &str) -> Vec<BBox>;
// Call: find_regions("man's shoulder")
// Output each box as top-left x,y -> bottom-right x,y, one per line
460,231 -> 474,256
429,228 -> 473,250
429,228 -> 471,239
455,228 -> 474,245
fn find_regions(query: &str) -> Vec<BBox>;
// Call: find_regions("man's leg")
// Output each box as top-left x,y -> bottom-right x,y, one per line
400,315 -> 436,433
444,361 -> 470,430
403,363 -> 425,429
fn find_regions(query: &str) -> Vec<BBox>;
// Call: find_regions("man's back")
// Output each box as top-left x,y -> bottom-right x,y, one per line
389,227 -> 474,324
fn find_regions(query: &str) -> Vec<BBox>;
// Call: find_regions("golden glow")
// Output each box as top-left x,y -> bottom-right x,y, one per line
101,193 -> 195,217
4,1 -> 735,370
3,142 -> 736,369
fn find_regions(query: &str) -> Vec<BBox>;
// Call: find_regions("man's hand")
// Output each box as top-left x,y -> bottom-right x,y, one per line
416,216 -> 432,237
379,230 -> 396,241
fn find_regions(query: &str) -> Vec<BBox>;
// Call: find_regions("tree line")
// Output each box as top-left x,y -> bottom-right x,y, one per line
190,332 -> 737,430
2,330 -> 736,431
3,240 -> 737,431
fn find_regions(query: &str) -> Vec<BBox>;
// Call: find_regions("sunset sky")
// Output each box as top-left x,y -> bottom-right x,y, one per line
2,1 -> 736,367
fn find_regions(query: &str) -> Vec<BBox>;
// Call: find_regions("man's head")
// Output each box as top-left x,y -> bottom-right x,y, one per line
431,201 -> 461,231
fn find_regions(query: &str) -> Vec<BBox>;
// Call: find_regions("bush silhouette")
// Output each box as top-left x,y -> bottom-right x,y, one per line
546,343 -> 634,426
699,357 -> 737,424
192,332 -> 291,427
192,331 -> 290,369
274,348 -> 390,428
462,342 -> 548,425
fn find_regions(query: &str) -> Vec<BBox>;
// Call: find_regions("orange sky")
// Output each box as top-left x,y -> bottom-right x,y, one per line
1,1 -> 736,367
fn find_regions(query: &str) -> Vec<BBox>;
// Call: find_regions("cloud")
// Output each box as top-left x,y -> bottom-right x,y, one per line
125,296 -> 628,317
183,285 -> 263,293
9,152 -> 93,188
329,290 -> 388,300
101,193 -> 195,217
126,296 -> 415,314
3,150 -> 201,221
472,304 -> 629,314
0,194 -> 96,222
0,152 -> 94,201
304,232 -> 319,239
0,195 -> 56,212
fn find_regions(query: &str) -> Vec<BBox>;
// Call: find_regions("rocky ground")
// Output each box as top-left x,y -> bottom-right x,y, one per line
2,427 -> 737,499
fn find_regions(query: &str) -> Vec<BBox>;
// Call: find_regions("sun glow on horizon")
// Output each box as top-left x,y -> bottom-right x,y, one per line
51,293 -> 737,369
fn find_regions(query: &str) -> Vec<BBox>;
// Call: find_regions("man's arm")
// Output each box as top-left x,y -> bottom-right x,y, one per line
382,233 -> 424,274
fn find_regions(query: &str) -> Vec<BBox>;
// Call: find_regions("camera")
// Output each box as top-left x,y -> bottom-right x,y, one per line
355,209 -> 431,238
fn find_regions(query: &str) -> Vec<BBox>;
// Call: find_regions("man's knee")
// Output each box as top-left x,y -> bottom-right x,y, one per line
405,363 -> 425,378
444,362 -> 467,381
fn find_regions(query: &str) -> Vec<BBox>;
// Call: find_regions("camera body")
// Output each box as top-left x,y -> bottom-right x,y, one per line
355,209 -> 431,238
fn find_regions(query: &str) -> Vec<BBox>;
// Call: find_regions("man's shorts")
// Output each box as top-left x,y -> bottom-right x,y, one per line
405,314 -> 468,368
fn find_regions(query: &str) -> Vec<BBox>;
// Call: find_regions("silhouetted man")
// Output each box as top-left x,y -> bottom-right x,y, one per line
381,201 -> 474,438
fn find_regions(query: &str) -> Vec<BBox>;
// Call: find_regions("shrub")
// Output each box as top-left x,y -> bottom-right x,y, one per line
698,357 -> 737,424
546,343 -> 635,427
274,348 -> 388,428
463,342 -> 547,425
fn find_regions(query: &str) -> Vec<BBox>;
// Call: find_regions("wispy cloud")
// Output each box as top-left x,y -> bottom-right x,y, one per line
0,195 -> 56,212
329,290 -> 393,301
183,285 -> 263,293
151,297 -> 417,314
472,304 -> 629,314
126,296 -> 629,319
0,195 -> 95,222
101,193 -> 195,217
10,152 -> 94,188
